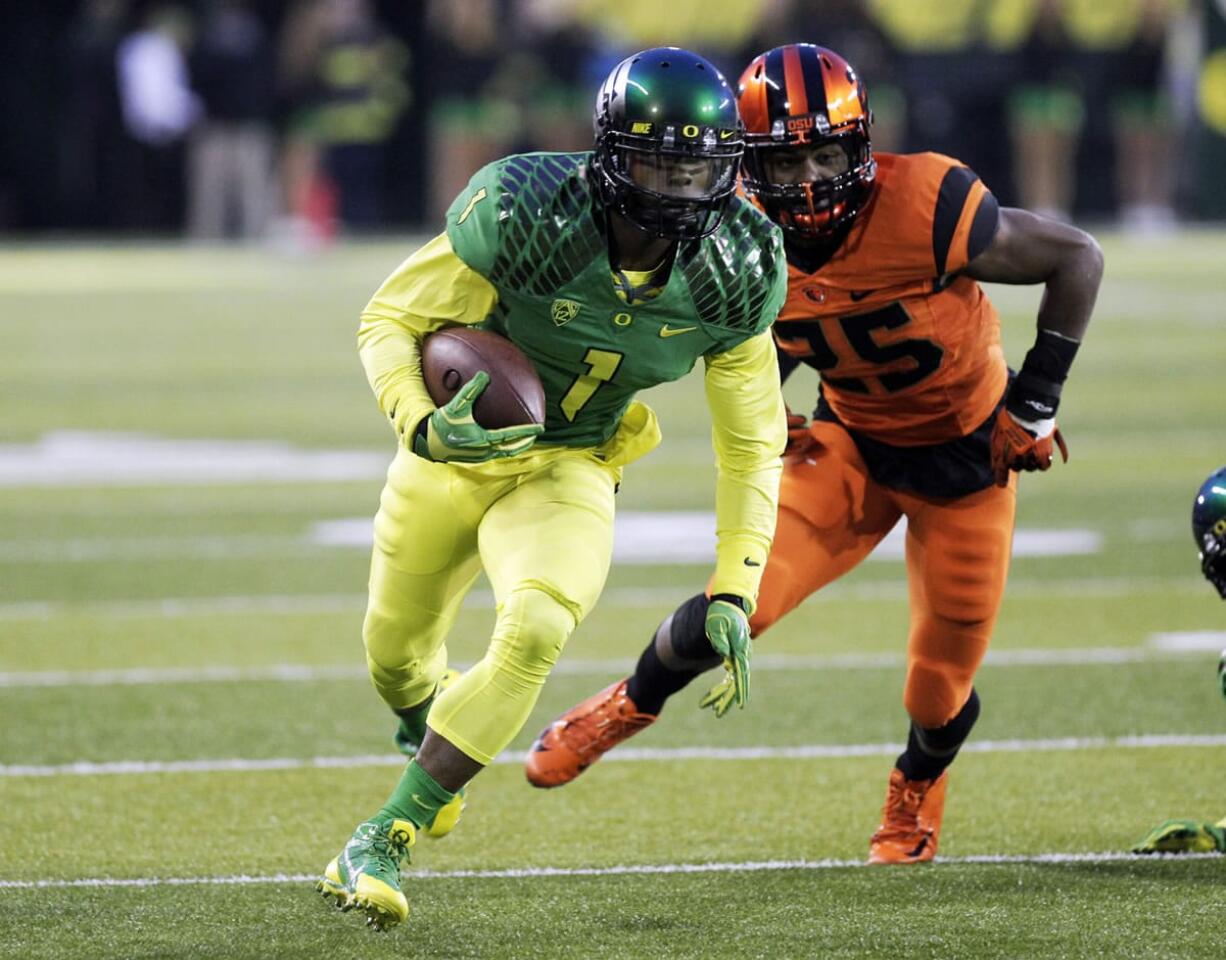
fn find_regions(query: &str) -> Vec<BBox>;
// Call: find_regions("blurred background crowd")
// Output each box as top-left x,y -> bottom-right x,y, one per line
3,0 -> 1226,244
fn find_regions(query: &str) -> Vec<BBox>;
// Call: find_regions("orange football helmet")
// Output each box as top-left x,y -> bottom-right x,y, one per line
736,44 -> 876,240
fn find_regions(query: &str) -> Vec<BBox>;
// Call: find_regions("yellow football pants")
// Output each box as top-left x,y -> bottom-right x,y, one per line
362,445 -> 619,765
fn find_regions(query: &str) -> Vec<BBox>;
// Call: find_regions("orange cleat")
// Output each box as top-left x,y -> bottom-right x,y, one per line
867,767 -> 948,864
525,679 -> 657,788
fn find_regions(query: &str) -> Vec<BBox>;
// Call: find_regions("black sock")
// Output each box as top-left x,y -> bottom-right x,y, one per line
625,642 -> 695,715
896,688 -> 981,781
625,593 -> 718,715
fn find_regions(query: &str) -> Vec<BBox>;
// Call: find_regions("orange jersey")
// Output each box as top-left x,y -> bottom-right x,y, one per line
774,152 -> 1006,445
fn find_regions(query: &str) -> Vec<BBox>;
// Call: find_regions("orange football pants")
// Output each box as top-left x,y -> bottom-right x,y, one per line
749,420 -> 1016,729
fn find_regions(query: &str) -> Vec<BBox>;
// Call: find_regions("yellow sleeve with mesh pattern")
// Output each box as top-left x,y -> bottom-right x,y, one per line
703,330 -> 786,610
357,232 -> 500,444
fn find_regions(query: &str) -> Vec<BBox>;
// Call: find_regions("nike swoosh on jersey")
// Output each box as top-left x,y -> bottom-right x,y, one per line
849,289 -> 876,301
659,324 -> 698,337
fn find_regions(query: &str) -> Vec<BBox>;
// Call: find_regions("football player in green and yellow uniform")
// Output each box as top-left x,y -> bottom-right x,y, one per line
1132,467 -> 1226,855
316,47 -> 789,929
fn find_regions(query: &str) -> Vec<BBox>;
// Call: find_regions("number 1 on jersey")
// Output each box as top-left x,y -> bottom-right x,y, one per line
561,348 -> 623,421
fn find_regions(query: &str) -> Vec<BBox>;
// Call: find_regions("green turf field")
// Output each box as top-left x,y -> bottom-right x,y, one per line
1,233 -> 1224,959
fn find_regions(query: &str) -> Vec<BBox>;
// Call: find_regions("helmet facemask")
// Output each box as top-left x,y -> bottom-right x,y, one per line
742,128 -> 875,242
595,127 -> 742,239
1201,530 -> 1226,599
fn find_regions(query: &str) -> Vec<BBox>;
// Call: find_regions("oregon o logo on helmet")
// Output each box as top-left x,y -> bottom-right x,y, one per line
1213,518 -> 1226,537
682,124 -> 699,138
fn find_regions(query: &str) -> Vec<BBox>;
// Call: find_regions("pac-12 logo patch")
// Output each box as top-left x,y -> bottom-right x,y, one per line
551,299 -> 580,326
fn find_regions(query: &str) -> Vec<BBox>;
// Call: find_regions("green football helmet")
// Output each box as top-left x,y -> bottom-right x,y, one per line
1192,466 -> 1226,599
591,47 -> 744,240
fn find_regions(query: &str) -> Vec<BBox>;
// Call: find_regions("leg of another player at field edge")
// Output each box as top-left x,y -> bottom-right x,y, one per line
895,480 -> 1015,774
628,421 -> 898,714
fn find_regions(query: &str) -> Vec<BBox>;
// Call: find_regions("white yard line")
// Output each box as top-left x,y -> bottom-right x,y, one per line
1148,631 -> 1226,651
0,850 -> 1215,890
0,644 -> 1206,689
0,575 -> 1208,624
0,520 -> 1103,565
4,734 -> 1224,779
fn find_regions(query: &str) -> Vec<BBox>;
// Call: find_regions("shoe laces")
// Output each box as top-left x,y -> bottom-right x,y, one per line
879,779 -> 928,834
356,822 -> 413,867
560,690 -> 653,757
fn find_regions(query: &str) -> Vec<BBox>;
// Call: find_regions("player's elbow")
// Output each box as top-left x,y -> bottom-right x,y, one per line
1068,229 -> 1104,288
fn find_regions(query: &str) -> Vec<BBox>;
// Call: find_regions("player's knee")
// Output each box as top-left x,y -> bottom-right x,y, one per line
489,585 -> 578,686
903,662 -> 973,729
364,605 -> 440,667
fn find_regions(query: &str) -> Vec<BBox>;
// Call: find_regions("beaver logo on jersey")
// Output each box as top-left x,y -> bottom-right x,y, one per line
551,299 -> 581,327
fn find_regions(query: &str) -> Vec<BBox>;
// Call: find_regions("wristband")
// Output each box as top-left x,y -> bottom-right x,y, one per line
411,416 -> 434,461
710,593 -> 749,613
1009,329 -> 1080,420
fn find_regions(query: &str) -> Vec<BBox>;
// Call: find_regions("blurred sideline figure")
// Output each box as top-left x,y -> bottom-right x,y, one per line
422,0 -> 517,224
59,0 -> 131,230
275,0 -> 408,244
1132,466 -> 1226,854
527,41 -> 1105,866
1010,0 -> 1084,221
115,3 -> 200,229
316,47 -> 789,929
1010,0 -> 1183,227
187,0 -> 276,240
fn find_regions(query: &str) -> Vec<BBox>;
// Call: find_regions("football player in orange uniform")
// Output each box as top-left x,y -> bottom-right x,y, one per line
524,43 -> 1104,864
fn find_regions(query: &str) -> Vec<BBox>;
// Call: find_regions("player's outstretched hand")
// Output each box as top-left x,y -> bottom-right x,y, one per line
785,408 -> 817,459
1131,818 -> 1226,854
700,597 -> 751,717
989,407 -> 1068,487
415,371 -> 543,463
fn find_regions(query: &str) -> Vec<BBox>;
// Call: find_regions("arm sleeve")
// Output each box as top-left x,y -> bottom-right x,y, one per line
357,232 -> 500,443
931,162 -> 999,276
703,329 -> 787,608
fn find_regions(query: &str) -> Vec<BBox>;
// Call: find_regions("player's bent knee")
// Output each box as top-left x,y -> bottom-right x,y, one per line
903,662 -> 973,730
489,584 -> 579,687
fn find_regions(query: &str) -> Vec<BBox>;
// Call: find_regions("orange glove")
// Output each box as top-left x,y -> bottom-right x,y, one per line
785,409 -> 817,458
989,408 -> 1069,487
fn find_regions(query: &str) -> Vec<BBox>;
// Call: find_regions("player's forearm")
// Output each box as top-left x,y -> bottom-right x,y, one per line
1035,230 -> 1103,343
358,233 -> 501,440
705,332 -> 787,605
710,461 -> 782,604
357,316 -> 436,440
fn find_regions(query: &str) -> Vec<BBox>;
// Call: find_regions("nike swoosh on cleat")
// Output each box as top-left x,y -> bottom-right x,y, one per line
905,834 -> 931,859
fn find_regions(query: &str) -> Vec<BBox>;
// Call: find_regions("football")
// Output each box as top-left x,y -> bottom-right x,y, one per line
422,326 -> 546,429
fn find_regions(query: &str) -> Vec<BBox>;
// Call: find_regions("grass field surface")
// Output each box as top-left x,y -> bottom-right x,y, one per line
1,232 -> 1224,958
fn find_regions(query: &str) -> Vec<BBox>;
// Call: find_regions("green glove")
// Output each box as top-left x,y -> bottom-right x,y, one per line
1131,818 -> 1226,854
698,595 -> 751,717
413,371 -> 543,463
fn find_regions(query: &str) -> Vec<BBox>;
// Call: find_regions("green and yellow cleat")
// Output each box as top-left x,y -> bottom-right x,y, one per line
394,668 -> 466,839
317,818 -> 416,931
1131,817 -> 1226,854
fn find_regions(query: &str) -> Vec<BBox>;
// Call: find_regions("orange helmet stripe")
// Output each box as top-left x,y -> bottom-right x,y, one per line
782,44 -> 809,117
